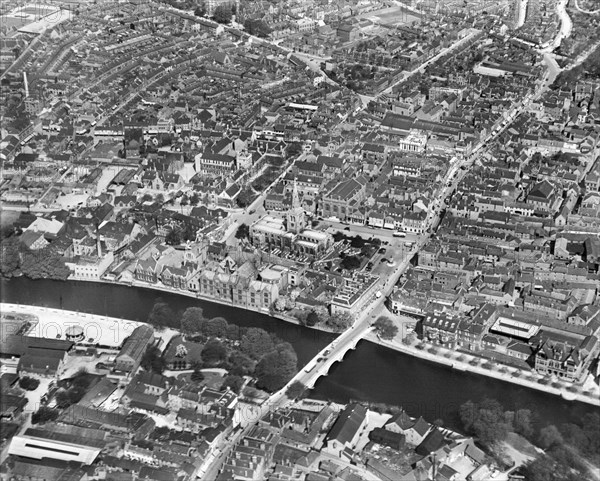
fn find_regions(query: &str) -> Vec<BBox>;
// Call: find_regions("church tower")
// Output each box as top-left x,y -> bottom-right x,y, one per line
287,179 -> 306,234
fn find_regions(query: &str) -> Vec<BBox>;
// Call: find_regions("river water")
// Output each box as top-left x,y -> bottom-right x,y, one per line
2,278 -> 598,431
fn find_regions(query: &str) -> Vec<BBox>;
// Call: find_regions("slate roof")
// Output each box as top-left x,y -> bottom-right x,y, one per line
325,403 -> 367,445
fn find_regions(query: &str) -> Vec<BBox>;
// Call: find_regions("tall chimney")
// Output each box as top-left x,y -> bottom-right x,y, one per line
96,223 -> 101,257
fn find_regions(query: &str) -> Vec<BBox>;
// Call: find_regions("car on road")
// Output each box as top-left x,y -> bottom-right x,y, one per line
344,227 -> 350,231
393,231 -> 406,238
249,209 -> 255,215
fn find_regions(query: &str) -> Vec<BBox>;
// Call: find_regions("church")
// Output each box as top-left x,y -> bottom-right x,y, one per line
249,180 -> 333,256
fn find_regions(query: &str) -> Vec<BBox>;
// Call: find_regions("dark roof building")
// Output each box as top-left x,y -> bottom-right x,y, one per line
323,403 -> 367,457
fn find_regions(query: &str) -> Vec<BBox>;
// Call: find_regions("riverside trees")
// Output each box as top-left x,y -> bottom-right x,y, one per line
176,306 -> 298,392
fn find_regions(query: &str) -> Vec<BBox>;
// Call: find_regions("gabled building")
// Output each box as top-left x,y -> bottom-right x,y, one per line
322,404 -> 368,458
115,325 -> 155,374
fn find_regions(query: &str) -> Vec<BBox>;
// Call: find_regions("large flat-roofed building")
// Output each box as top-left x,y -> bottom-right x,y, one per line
490,316 -> 540,340
0,335 -> 74,358
9,431 -> 102,465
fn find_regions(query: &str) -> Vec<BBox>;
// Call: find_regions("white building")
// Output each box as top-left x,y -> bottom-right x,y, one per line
9,435 -> 101,465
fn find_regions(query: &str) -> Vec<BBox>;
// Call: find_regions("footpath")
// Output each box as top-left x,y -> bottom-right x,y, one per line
364,331 -> 600,408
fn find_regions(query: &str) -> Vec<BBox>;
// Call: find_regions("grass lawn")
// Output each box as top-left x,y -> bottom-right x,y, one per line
177,371 -> 224,390
0,210 -> 20,227
505,432 -> 539,457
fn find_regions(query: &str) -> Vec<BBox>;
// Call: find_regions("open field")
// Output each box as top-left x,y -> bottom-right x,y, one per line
359,6 -> 421,26
0,209 -> 20,227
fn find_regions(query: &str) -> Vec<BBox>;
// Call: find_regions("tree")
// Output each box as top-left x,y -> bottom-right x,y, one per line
213,5 -> 232,23
559,423 -> 588,452
514,408 -> 534,439
539,425 -> 564,449
148,299 -> 175,329
201,339 -> 227,366
55,389 -> 73,408
459,398 -> 511,446
165,229 -> 181,245
244,18 -> 272,37
522,453 -> 589,481
228,351 -> 254,376
32,406 -> 59,424
196,7 -> 208,18
274,297 -> 287,312
19,376 -> 40,391
189,192 -> 200,206
373,317 -> 398,340
327,312 -> 353,332
0,236 -> 21,277
241,328 -> 274,360
235,223 -> 249,240
285,296 -> 296,310
180,307 -> 205,334
191,368 -> 205,383
340,255 -> 361,270
350,235 -> 365,248
222,374 -> 244,393
226,323 -> 242,340
581,412 -> 600,458
19,247 -> 70,280
204,317 -> 229,338
286,381 -> 307,399
255,343 -> 297,392
236,188 -> 254,207
306,310 -> 320,327
141,345 -> 166,374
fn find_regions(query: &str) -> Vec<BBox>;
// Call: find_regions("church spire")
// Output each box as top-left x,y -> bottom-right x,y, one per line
292,177 -> 301,210
287,178 -> 306,234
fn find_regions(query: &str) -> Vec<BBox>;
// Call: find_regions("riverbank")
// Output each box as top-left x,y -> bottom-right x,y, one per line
6,291 -> 600,409
364,332 -> 600,408
82,276 -> 343,336
0,302 -> 179,349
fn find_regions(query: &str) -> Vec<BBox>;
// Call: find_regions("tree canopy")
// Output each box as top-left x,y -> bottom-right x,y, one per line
141,345 -> 166,374
221,374 -> 244,393
180,307 -> 206,334
459,398 -> 512,446
286,381 -> 307,399
148,299 -> 175,329
244,18 -> 271,37
201,339 -> 227,366
373,316 -> 398,340
240,328 -> 274,360
213,5 -> 233,24
255,343 -> 297,391
235,223 -> 250,240
19,376 -> 40,391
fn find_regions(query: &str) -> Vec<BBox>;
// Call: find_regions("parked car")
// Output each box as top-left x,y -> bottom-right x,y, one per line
379,248 -> 386,254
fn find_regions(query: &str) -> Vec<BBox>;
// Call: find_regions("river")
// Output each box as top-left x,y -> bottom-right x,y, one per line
2,278 -> 598,431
